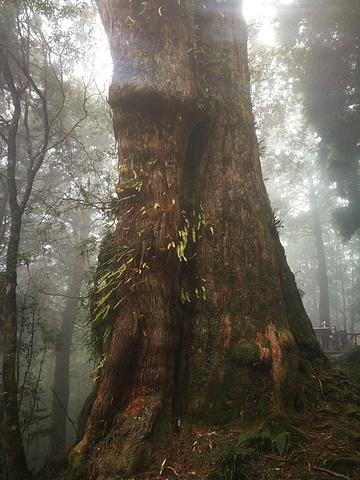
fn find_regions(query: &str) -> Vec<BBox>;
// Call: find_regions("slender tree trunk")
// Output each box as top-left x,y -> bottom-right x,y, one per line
50,270 -> 81,456
0,184 -> 8,248
1,45 -> 33,480
338,251 -> 348,331
308,176 -> 330,327
350,253 -> 356,334
50,213 -> 91,455
0,272 -> 6,480
70,2 -> 326,478
3,210 -> 32,480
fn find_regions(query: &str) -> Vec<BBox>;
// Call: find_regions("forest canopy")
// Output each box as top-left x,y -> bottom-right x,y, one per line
278,0 -> 360,238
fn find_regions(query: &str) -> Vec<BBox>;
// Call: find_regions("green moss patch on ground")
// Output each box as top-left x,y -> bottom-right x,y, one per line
330,346 -> 360,385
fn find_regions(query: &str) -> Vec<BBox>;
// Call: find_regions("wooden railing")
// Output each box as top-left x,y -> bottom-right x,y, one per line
313,328 -> 360,353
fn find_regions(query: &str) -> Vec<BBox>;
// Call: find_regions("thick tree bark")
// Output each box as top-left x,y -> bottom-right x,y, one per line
70,2 -> 326,478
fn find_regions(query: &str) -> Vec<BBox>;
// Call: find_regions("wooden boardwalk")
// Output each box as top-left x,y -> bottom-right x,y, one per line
313,328 -> 360,355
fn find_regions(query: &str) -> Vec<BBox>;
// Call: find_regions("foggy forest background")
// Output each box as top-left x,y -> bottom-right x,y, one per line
1,0 -> 359,475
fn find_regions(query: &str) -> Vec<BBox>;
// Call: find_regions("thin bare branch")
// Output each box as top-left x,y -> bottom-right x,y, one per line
312,466 -> 350,480
50,386 -> 78,433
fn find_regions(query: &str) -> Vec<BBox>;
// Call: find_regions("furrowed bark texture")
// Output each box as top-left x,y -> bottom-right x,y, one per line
70,1 -> 326,478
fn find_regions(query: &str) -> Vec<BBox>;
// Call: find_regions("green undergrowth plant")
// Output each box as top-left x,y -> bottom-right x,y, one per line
169,207 -> 209,263
92,244 -> 134,324
85,205 -> 215,382
330,347 -> 360,384
84,230 -> 136,381
203,416 -> 301,480
206,439 -> 250,480
174,207 -> 214,305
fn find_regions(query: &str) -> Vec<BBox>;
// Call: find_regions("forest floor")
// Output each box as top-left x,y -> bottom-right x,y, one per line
46,352 -> 360,480
134,371 -> 360,480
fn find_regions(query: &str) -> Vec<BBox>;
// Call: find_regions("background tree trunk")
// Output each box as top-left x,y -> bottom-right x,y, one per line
1,45 -> 33,480
0,184 -> 8,249
3,211 -> 32,480
70,1 -> 326,478
0,273 -> 6,480
50,213 -> 91,456
308,176 -> 330,327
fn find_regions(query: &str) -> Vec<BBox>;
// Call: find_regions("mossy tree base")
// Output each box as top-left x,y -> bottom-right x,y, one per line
44,356 -> 360,480
54,380 -> 360,480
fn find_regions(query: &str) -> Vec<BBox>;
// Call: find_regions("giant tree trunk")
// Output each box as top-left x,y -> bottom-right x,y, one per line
70,1 -> 326,478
